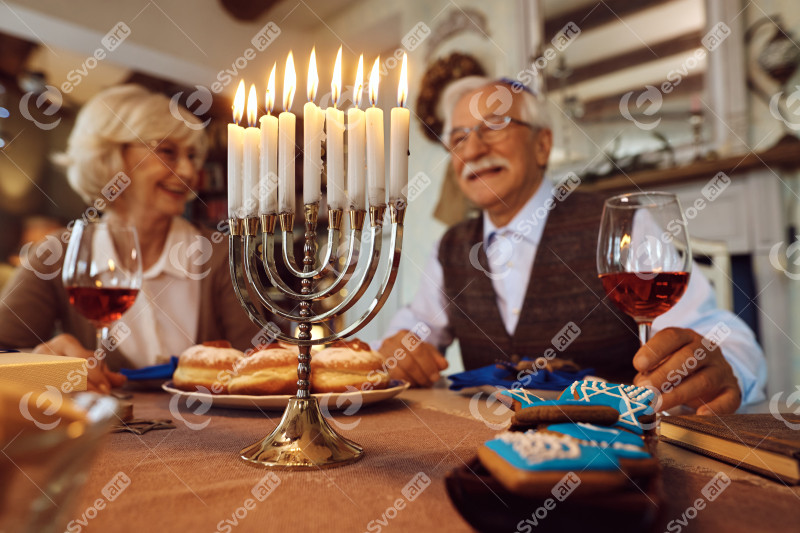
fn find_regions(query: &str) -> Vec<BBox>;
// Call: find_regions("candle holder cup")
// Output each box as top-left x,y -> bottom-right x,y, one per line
228,199 -> 404,469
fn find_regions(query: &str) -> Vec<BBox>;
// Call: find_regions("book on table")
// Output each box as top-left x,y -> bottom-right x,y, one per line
659,413 -> 800,484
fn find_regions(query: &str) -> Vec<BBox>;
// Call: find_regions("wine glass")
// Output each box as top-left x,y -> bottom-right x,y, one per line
597,192 -> 692,345
62,220 -> 142,364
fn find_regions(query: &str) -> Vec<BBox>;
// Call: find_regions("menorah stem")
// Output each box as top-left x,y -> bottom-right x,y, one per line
296,203 -> 318,399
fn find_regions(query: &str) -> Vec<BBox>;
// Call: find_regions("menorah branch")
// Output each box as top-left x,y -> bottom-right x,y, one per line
227,233 -> 298,344
278,206 -> 347,280
228,203 -> 404,346
240,222 -> 383,326
261,231 -> 361,301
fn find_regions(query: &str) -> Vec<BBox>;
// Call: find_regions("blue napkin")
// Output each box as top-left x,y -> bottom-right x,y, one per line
120,356 -> 179,380
447,359 -> 594,391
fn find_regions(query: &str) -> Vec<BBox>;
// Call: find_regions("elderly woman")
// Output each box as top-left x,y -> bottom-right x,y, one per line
0,84 -> 260,392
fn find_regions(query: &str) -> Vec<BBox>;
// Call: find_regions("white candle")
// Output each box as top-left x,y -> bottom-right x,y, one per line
227,80 -> 245,218
347,107 -> 366,211
259,115 -> 278,214
347,54 -> 366,211
279,52 -> 297,214
242,84 -> 260,217
303,48 -> 323,206
259,65 -> 278,215
303,103 -> 324,205
366,57 -> 385,206
326,107 -> 345,210
389,53 -> 409,206
278,112 -> 295,214
389,108 -> 409,206
326,46 -> 346,211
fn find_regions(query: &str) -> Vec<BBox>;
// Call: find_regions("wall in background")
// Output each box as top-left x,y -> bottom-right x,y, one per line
745,0 -> 800,390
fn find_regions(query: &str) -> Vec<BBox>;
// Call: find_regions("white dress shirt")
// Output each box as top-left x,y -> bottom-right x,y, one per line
383,182 -> 768,405
115,217 -> 201,367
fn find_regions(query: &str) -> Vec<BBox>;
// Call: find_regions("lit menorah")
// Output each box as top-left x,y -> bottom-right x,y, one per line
226,49 -> 408,469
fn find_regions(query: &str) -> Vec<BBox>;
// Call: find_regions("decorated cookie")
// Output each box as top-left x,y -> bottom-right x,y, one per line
558,381 -> 656,435
496,389 -> 546,411
478,430 -> 629,498
512,403 -> 621,427
496,380 -> 657,433
543,423 -> 647,455
541,422 -> 659,478
498,388 -> 621,427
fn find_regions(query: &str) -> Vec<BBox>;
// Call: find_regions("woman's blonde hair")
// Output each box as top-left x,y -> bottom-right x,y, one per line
55,84 -> 209,205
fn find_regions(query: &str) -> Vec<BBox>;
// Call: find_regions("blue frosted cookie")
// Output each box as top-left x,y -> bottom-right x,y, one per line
478,430 -> 629,497
543,423 -> 650,459
498,387 -> 621,427
558,381 -> 656,434
541,422 -> 659,478
496,388 -> 547,410
497,381 -> 657,433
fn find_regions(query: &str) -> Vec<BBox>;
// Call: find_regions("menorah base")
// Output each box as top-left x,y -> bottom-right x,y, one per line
239,397 -> 364,469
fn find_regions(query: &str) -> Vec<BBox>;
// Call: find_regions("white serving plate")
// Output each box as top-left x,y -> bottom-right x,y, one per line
162,379 -> 410,411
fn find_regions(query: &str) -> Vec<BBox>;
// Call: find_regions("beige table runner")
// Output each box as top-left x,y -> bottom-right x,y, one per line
68,392 -> 497,533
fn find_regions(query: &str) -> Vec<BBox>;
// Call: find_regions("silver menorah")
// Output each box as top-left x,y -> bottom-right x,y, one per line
228,201 -> 404,468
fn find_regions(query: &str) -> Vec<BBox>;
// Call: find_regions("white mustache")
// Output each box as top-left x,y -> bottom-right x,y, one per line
460,156 -> 511,181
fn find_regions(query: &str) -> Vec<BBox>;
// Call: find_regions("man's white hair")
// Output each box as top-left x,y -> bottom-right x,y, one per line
440,76 -> 551,142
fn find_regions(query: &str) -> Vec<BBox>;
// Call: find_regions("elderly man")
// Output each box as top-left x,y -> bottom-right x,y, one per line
378,76 -> 766,415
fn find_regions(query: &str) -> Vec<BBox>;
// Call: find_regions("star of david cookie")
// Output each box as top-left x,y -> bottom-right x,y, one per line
497,388 -> 621,427
539,422 -> 659,478
478,430 -> 629,498
497,381 -> 657,433
496,388 -> 545,411
558,381 -> 657,435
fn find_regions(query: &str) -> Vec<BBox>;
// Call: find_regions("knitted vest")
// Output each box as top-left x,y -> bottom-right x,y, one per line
438,191 -> 640,383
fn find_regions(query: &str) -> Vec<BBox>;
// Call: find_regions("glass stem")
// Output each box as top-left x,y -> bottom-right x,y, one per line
638,322 -> 651,346
96,325 -> 109,363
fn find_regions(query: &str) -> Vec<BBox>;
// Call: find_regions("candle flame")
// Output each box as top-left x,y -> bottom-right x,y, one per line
247,84 -> 258,127
397,53 -> 408,108
620,234 -> 631,249
332,45 -> 342,108
307,47 -> 318,102
266,63 -> 276,114
354,54 -> 364,108
369,56 -> 380,107
233,79 -> 245,124
283,51 -> 296,112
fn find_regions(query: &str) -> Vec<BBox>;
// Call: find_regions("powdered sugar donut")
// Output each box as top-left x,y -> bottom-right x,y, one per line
227,343 -> 299,396
310,339 -> 389,393
173,344 -> 245,394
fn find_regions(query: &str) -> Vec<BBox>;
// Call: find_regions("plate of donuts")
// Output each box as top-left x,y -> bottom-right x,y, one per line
162,340 -> 410,410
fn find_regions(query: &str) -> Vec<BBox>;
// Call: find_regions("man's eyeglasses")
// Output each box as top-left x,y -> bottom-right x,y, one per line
127,140 -> 203,170
445,116 -> 535,153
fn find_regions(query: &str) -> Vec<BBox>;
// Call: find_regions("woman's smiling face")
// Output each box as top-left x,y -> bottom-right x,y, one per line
113,139 -> 201,221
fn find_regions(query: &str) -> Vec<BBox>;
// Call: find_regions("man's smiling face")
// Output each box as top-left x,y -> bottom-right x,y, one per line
449,83 -> 552,225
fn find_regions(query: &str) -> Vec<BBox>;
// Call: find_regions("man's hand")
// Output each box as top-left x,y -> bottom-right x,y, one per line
378,330 -> 448,387
632,327 -> 741,415
33,333 -> 127,394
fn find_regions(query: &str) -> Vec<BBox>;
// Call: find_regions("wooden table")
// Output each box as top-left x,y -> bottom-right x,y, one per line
6,384 -> 800,532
